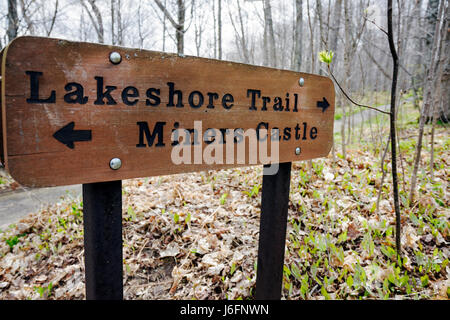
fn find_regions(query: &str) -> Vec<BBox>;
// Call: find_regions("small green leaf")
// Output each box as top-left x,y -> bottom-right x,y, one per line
318,50 -> 334,65
127,206 -> 137,221
230,263 -> 236,276
219,193 -> 228,205
283,265 -> 291,277
346,275 -> 354,288
321,285 -> 330,299
420,275 -> 429,287
185,212 -> 191,225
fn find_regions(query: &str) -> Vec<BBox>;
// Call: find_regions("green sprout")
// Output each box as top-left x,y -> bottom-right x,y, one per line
318,50 -> 334,65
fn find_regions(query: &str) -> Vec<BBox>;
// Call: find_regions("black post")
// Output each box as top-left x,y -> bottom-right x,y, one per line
255,162 -> 292,300
83,180 -> 123,300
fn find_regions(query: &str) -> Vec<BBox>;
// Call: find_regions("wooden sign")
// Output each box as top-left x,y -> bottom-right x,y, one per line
1,36 -> 335,187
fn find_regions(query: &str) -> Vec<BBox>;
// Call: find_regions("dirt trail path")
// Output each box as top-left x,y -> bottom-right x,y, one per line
0,183 -> 81,230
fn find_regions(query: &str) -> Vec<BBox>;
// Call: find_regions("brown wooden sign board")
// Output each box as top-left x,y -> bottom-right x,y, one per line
1,36 -> 335,187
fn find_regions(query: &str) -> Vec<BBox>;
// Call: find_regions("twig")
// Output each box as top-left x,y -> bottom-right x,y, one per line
327,65 -> 391,116
363,15 -> 388,36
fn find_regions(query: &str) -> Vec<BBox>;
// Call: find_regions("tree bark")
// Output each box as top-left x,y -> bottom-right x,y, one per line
263,0 -> 276,67
441,4 -> 450,123
341,0 -> 352,159
7,0 -> 18,42
19,0 -> 35,35
176,0 -> 185,55
387,0 -> 402,259
235,0 -> 250,63
111,0 -> 115,45
117,0 -> 123,45
218,0 -> 222,59
409,0 -> 446,204
329,0 -> 342,62
154,0 -> 186,55
291,0 -> 303,71
46,0 -> 59,37
429,0 -> 448,179
306,0 -> 315,73
82,0 -> 104,44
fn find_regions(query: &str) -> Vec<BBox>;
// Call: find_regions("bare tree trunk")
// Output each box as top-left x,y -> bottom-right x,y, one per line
341,0 -> 352,159
111,0 -> 116,45
328,0 -> 342,163
154,0 -> 186,55
236,0 -> 250,63
137,0 -> 145,48
19,0 -> 35,35
80,5 -> 87,41
315,0 -> 325,74
436,1 -> 449,123
7,0 -> 18,42
409,0 -> 446,204
291,0 -> 303,71
429,1 -> 448,180
176,0 -> 185,54
262,0 -> 276,67
194,5 -> 205,57
218,0 -> 222,60
46,0 -> 59,37
162,0 -> 167,51
88,0 -> 104,44
82,0 -> 105,44
117,0 -> 123,45
306,0 -> 315,73
387,0 -> 402,259
213,0 -> 217,58
441,6 -> 450,123
329,0 -> 342,54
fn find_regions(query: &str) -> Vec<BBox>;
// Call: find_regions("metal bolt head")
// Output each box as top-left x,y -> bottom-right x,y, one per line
299,77 -> 305,87
295,147 -> 301,155
109,51 -> 122,64
109,158 -> 122,170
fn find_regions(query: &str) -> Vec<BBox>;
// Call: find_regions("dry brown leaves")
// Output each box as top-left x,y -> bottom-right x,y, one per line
0,126 -> 448,300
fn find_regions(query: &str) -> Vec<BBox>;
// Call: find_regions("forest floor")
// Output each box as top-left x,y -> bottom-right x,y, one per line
0,101 -> 448,300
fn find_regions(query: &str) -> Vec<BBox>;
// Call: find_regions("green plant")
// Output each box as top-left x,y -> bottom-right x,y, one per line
219,193 -> 228,205
381,245 -> 398,262
127,206 -> 137,221
5,233 -> 26,250
243,184 -> 261,198
318,50 -> 334,65
230,263 -> 237,276
173,212 -> 180,224
34,282 -> 53,298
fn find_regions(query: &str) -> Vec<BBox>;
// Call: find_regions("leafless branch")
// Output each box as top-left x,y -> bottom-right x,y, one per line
327,65 -> 391,115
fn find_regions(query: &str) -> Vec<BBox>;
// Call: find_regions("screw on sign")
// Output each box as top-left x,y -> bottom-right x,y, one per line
0,37 -> 335,300
109,51 -> 122,64
109,158 -> 122,170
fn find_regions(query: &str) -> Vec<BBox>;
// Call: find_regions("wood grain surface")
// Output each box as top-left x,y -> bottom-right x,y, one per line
1,36 -> 334,187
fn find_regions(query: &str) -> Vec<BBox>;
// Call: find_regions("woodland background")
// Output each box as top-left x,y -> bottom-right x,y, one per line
0,0 -> 448,300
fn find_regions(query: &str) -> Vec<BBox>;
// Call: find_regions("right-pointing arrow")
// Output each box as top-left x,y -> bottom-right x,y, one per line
317,97 -> 330,112
53,122 -> 92,149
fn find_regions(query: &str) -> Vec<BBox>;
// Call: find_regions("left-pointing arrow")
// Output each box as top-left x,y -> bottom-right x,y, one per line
53,122 -> 92,149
